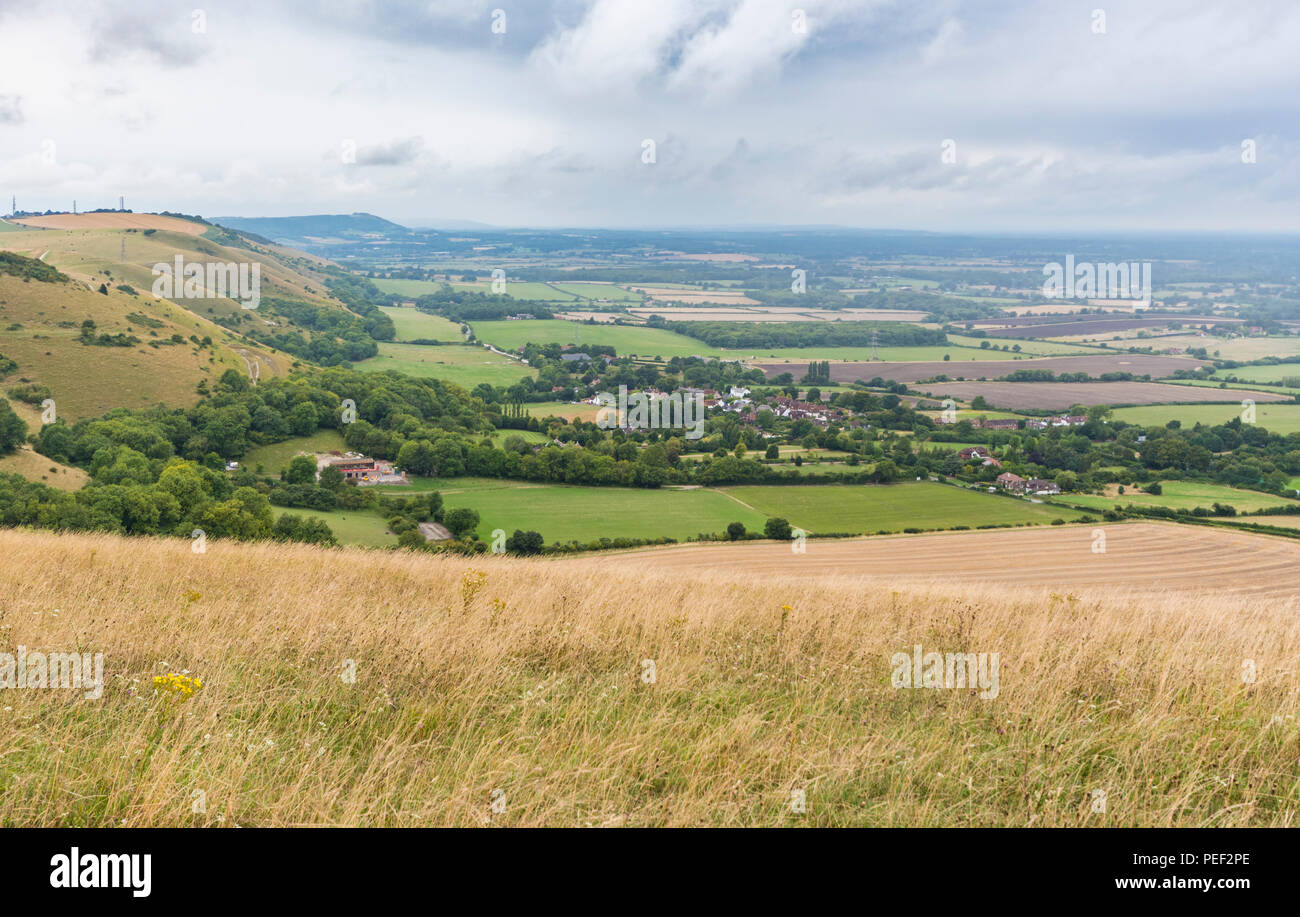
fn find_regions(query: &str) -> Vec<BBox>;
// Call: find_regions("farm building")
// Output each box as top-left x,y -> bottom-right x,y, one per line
997,472 -> 1027,492
1026,478 -> 1061,495
958,447 -> 990,460
317,453 -> 402,484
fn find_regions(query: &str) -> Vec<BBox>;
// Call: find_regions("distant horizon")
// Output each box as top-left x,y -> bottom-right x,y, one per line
10,209 -> 1300,240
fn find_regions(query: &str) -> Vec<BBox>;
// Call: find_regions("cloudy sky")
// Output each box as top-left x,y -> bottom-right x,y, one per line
1,0 -> 1298,231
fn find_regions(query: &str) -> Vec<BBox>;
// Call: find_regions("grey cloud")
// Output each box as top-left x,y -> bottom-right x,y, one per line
0,94 -> 22,124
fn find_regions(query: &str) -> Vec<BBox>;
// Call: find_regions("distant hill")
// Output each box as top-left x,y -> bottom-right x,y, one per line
211,213 -> 407,242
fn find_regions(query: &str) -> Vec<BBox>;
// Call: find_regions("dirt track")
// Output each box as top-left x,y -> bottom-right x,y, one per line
587,522 -> 1300,599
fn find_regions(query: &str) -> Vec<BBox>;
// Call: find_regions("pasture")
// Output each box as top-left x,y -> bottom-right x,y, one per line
721,481 -> 1084,533
1060,481 -> 1297,514
355,343 -> 536,388
1109,402 -> 1300,434
242,430 -> 347,473
378,306 -> 464,342
471,319 -> 726,359
437,480 -> 767,543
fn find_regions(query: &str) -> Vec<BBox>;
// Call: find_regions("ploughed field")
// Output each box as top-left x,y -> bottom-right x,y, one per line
594,522 -> 1299,599
752,353 -> 1206,384
911,381 -> 1288,411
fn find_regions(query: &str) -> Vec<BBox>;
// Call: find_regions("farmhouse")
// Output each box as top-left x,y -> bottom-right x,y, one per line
1026,478 -> 1061,495
996,472 -> 1027,493
317,453 -> 401,484
958,447 -> 990,460
978,418 -> 1020,431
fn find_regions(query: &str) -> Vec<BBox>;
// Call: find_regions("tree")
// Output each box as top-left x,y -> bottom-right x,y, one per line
726,521 -> 747,540
764,517 -> 792,540
0,398 -> 28,453
505,529 -> 545,555
318,464 -> 345,491
286,454 -> 318,485
765,444 -> 779,459
444,507 -> 480,539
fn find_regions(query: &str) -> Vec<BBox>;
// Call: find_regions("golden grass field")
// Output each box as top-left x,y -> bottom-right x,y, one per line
2,524 -> 1298,827
12,213 -> 208,234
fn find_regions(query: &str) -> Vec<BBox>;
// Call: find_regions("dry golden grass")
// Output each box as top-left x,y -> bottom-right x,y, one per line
1,527 -> 1297,827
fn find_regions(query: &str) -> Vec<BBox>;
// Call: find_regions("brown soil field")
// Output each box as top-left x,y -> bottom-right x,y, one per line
968,316 -> 1238,339
12,212 -> 208,234
591,522 -> 1297,599
629,288 -> 760,305
751,353 -> 1208,385
912,381 -> 1286,411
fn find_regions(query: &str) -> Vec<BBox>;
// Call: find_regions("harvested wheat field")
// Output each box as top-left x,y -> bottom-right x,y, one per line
593,522 -> 1300,600
11,212 -> 207,234
2,525 -> 1299,827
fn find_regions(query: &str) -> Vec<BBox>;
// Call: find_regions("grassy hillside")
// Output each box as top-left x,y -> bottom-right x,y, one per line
0,270 -> 279,419
3,526 -> 1296,827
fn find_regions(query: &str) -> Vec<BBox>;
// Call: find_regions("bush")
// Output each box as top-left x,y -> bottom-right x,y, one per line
763,517 -> 793,540
726,521 -> 747,541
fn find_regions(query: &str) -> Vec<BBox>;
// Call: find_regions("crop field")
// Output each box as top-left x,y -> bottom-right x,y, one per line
242,430 -> 348,473
599,521 -> 1297,600
371,278 -> 447,297
471,319 -> 727,358
914,381 -> 1287,412
1059,481 -> 1298,514
753,353 -> 1206,385
1109,402 -> 1300,434
378,306 -> 464,342
1153,335 -> 1300,361
721,481 -> 1084,533
11,212 -> 207,234
549,282 -> 643,301
355,342 -> 536,388
438,481 -> 766,543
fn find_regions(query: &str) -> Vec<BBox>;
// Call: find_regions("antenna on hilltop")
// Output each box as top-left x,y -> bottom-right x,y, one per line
119,195 -> 125,212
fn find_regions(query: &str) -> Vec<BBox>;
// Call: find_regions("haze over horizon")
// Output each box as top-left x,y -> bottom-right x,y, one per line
3,0 -> 1299,232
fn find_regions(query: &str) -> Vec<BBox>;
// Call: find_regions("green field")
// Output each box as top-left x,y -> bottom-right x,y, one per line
1110,402 -> 1300,434
549,282 -> 644,301
243,430 -> 347,473
378,306 -> 464,342
1060,481 -> 1298,514
1210,364 -> 1300,385
452,281 -> 577,301
371,278 -> 446,297
524,401 -> 601,422
270,506 -> 396,548
0,219 -> 25,233
355,343 -> 536,388
946,335 -> 1097,356
471,319 -> 727,358
721,481 -> 1084,533
437,481 -> 766,543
